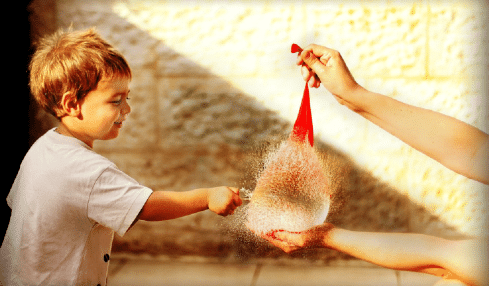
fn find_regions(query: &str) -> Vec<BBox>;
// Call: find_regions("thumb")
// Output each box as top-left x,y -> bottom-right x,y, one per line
274,231 -> 299,244
227,187 -> 239,195
233,191 -> 242,206
302,51 -> 325,74
274,231 -> 288,241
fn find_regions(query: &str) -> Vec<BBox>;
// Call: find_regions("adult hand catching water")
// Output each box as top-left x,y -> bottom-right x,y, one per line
267,222 -> 489,285
264,223 -> 335,253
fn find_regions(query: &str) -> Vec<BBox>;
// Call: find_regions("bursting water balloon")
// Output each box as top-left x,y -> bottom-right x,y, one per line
245,44 -> 331,237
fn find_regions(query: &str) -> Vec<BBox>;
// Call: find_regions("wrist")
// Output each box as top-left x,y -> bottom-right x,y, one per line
340,84 -> 376,114
346,84 -> 366,110
320,224 -> 336,248
203,188 -> 211,210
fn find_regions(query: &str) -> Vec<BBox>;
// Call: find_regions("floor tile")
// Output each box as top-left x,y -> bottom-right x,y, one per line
255,265 -> 398,286
109,259 -> 256,286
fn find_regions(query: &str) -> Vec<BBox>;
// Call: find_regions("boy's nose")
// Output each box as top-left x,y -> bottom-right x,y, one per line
122,99 -> 131,115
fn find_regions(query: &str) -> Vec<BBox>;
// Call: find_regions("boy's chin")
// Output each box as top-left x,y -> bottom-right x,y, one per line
100,129 -> 120,141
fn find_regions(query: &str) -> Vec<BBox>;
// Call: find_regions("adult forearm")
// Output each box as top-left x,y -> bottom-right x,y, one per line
345,87 -> 489,183
324,228 -> 447,271
324,229 -> 487,285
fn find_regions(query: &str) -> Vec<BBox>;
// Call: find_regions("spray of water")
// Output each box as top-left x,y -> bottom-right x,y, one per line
221,138 -> 342,260
244,138 -> 330,236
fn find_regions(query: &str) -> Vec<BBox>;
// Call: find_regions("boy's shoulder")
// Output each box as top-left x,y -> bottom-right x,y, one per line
11,128 -> 119,207
27,128 -> 115,172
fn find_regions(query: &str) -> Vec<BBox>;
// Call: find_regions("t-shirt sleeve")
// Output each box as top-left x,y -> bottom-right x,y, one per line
87,165 -> 153,237
6,175 -> 20,209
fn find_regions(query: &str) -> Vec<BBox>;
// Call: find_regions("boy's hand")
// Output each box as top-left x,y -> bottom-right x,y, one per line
263,223 -> 335,253
296,44 -> 361,105
207,187 -> 242,216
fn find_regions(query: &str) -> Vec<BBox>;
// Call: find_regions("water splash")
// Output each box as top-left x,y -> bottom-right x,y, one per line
244,139 -> 331,236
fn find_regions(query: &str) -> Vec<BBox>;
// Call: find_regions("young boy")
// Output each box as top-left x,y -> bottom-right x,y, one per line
265,44 -> 488,286
0,28 -> 242,286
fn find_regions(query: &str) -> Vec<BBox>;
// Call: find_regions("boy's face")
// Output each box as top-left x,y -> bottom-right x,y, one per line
76,76 -> 131,146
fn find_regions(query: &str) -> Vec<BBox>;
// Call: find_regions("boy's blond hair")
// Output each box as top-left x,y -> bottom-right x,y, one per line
29,28 -> 132,118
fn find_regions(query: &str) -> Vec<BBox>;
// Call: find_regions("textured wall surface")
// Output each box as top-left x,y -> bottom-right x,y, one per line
29,0 -> 488,262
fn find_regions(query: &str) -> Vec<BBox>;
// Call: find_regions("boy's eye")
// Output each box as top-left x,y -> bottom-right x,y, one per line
111,97 -> 130,105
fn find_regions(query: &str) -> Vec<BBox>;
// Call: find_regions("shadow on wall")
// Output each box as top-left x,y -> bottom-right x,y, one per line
28,2 -> 467,262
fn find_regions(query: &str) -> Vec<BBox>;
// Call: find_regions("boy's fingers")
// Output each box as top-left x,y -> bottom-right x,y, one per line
233,194 -> 242,206
222,204 -> 236,216
226,187 -> 242,207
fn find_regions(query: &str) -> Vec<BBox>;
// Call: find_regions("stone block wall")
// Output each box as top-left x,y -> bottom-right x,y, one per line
28,0 -> 488,262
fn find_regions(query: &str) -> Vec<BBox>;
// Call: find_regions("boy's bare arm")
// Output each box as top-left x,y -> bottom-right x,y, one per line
138,187 -> 241,221
298,45 -> 489,184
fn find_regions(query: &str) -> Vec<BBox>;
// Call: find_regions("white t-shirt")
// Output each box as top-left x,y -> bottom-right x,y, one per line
0,128 -> 153,285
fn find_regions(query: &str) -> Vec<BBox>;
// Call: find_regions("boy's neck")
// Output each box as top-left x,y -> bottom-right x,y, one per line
56,121 -> 94,148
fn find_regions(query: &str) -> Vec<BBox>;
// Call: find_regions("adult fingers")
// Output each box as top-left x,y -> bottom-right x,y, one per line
301,50 -> 326,76
302,44 -> 337,60
301,64 -> 312,82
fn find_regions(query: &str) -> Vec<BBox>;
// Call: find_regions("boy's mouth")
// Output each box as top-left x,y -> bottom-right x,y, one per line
114,115 -> 127,126
114,118 -> 125,126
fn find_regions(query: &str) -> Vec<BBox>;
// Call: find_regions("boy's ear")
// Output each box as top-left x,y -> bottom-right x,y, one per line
60,91 -> 81,117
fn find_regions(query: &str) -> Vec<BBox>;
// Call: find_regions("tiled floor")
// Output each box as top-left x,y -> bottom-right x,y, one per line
107,256 -> 443,286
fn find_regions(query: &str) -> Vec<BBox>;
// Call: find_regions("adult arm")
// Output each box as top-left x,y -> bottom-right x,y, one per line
269,225 -> 488,286
297,45 -> 489,184
346,86 -> 489,185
